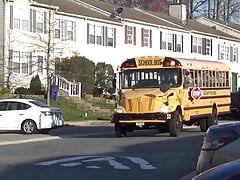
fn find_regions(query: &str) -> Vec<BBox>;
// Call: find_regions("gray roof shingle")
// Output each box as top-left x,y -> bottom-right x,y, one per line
34,0 -> 240,41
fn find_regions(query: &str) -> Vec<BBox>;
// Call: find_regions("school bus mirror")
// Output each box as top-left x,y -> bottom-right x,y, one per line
184,80 -> 192,88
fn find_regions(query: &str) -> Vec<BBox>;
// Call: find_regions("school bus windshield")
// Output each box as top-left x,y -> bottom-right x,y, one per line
120,68 -> 182,89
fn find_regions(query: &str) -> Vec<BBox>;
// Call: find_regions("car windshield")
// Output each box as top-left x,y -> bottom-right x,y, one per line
120,68 -> 182,89
29,100 -> 50,108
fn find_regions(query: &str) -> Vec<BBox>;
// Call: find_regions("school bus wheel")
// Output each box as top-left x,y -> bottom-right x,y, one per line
115,123 -> 126,137
200,106 -> 218,132
169,110 -> 182,137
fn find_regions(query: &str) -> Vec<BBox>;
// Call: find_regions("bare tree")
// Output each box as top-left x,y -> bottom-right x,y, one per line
25,9 -> 57,105
203,0 -> 240,23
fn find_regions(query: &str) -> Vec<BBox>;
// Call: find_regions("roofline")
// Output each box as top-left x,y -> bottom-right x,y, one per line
56,11 -> 122,26
190,29 -> 240,42
135,8 -> 187,30
72,0 -> 112,17
123,18 -> 189,33
30,1 -> 59,10
200,17 -> 240,34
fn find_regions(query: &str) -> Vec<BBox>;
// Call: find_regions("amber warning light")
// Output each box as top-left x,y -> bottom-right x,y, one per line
121,58 -> 137,68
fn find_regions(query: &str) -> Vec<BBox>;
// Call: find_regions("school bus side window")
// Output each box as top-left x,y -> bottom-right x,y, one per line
183,69 -> 193,88
209,71 -> 213,87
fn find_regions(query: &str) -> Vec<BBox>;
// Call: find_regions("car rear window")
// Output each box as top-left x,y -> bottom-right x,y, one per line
29,100 -> 49,108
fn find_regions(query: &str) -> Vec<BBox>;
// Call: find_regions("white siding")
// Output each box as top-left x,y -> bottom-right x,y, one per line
0,0 -> 5,85
2,0 -> 240,90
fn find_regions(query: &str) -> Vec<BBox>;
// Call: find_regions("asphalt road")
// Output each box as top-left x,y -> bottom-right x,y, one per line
0,119 -> 238,180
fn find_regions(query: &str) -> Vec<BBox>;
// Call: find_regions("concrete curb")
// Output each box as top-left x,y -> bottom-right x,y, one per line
65,120 -> 113,126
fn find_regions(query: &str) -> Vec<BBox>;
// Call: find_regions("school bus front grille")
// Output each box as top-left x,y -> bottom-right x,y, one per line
125,97 -> 153,113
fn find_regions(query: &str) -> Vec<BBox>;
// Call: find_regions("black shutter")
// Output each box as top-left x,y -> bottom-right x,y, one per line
182,35 -> 183,53
74,22 -> 76,42
30,9 -> 33,32
173,34 -> 176,52
87,23 -> 89,44
29,52 -> 32,74
105,27 -> 108,46
191,35 -> 193,53
44,11 -> 47,34
218,44 -> 220,60
237,48 -> 239,63
202,38 -> 206,55
114,28 -> 116,48
33,10 -> 36,33
160,31 -> 162,49
210,39 -> 212,56
102,27 -> 105,46
10,5 -> 13,29
230,46 -> 233,62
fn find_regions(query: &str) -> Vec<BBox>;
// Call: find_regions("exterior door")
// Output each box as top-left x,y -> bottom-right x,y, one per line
232,72 -> 238,93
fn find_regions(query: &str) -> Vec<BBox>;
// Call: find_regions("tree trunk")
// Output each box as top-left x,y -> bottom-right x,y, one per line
207,0 -> 211,18
226,0 -> 230,22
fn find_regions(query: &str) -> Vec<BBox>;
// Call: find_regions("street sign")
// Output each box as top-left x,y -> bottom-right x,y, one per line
191,87 -> 202,100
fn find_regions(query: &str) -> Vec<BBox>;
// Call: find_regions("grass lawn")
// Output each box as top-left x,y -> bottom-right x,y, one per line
38,96 -> 113,121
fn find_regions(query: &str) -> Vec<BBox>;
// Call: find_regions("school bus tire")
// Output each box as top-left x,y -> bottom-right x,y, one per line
169,110 -> 182,137
114,123 -> 126,137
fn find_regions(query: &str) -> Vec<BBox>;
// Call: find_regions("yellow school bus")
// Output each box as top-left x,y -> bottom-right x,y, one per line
112,56 -> 231,137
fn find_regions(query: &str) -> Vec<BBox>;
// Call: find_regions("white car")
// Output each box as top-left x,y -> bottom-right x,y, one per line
0,98 -> 64,134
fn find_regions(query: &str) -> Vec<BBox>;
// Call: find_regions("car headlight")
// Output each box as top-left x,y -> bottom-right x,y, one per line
157,106 -> 169,113
114,108 -> 124,113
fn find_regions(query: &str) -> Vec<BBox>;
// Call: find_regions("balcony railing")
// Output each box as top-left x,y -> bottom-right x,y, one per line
52,75 -> 81,99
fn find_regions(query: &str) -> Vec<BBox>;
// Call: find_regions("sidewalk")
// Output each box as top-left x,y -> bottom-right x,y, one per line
65,120 -> 113,126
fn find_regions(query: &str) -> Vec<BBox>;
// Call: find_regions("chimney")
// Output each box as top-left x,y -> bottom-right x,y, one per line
169,0 -> 187,22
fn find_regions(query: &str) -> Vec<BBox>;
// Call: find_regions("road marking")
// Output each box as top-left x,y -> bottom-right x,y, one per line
35,156 -> 156,170
0,136 -> 60,146
36,156 -> 95,166
125,157 -> 156,169
82,157 -> 130,169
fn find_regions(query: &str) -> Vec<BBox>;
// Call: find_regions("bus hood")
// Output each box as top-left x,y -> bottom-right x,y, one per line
120,89 -> 174,113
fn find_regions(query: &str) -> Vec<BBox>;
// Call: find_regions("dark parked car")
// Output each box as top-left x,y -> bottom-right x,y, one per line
196,122 -> 240,173
231,91 -> 240,117
193,159 -> 240,180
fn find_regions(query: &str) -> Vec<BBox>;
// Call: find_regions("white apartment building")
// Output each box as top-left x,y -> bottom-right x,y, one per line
0,0 -> 239,92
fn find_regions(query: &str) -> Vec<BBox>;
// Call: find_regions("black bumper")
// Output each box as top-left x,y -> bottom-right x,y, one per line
112,112 -> 170,123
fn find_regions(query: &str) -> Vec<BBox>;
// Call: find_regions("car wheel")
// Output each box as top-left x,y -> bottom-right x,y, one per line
115,123 -> 126,137
199,118 -> 207,132
169,110 -> 182,137
22,120 -> 37,134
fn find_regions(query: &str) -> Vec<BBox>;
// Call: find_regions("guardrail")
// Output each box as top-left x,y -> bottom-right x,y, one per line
52,75 -> 81,99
